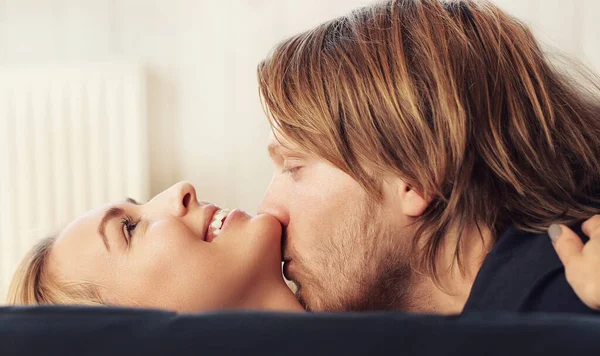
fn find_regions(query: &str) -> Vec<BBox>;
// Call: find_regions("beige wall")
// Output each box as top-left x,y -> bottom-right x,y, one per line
0,0 -> 598,213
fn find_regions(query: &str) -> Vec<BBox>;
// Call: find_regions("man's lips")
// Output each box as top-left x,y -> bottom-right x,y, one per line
280,228 -> 288,262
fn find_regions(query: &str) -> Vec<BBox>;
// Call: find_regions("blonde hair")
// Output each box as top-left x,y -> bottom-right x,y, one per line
6,236 -> 104,306
258,0 -> 600,281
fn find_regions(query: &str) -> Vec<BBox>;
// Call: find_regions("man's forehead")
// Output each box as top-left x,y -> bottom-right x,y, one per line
267,131 -> 299,153
270,127 -> 311,147
267,130 -> 289,145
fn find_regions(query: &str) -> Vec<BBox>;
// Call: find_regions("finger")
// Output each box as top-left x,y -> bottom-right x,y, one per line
549,224 -> 584,267
582,215 -> 600,240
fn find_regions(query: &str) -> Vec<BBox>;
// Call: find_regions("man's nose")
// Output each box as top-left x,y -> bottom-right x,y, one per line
149,181 -> 197,217
257,179 -> 290,226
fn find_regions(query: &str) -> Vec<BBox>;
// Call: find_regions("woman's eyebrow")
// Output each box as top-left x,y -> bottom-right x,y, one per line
126,197 -> 141,205
97,199 -> 141,251
97,206 -> 125,252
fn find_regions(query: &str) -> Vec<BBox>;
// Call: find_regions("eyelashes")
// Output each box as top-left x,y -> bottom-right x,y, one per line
120,215 -> 138,245
282,158 -> 304,176
282,166 -> 302,175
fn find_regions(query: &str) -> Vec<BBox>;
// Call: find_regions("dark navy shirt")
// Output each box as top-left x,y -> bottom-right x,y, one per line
463,221 -> 599,315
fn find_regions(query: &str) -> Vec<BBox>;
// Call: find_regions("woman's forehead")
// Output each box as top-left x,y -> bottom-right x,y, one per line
57,204 -> 111,243
51,205 -> 115,277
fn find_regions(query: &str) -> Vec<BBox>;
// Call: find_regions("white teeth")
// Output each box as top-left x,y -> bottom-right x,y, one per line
209,209 -> 230,233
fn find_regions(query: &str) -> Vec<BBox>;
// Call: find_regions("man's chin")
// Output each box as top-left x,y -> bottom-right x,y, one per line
294,286 -> 311,311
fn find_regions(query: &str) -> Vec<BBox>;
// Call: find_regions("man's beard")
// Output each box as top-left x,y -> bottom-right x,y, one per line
283,199 -> 417,312
292,257 -> 414,312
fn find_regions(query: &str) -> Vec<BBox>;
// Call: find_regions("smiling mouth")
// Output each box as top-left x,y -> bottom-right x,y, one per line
206,209 -> 231,242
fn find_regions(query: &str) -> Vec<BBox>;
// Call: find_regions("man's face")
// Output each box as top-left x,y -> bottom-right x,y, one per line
258,133 -> 421,311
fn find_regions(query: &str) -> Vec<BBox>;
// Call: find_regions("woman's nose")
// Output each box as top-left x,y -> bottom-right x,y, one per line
154,181 -> 198,217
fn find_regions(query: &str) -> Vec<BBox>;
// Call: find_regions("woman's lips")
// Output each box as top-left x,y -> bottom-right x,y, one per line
202,205 -> 220,241
220,209 -> 247,230
205,208 -> 249,242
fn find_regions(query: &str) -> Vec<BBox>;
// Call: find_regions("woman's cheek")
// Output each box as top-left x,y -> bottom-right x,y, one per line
135,220 -> 196,277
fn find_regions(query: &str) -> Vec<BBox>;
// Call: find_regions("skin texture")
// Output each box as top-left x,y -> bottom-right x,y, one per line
551,215 -> 600,310
258,134 -> 435,312
49,181 -> 303,312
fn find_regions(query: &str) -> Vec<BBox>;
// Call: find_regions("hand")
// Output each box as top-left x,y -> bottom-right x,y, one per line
549,215 -> 600,310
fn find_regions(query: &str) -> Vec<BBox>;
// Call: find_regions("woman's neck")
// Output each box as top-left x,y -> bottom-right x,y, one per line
243,278 -> 305,312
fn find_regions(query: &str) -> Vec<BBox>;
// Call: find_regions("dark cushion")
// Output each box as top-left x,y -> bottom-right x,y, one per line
1,306 -> 599,355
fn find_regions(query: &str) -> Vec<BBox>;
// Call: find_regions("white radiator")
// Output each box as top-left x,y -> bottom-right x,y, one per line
0,64 -> 150,301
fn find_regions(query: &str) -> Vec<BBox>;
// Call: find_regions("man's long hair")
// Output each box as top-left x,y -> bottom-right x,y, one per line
257,0 -> 600,283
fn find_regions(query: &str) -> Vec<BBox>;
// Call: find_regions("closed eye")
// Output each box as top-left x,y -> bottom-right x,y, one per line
282,166 -> 302,175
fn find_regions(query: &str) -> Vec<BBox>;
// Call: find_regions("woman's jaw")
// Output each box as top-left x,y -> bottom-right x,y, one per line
205,209 -> 304,312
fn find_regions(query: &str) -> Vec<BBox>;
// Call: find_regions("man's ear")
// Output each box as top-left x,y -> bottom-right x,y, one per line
397,180 -> 430,217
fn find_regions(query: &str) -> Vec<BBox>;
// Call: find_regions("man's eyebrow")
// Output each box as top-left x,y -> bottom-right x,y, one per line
98,206 -> 125,252
267,142 -> 281,159
268,142 -> 308,159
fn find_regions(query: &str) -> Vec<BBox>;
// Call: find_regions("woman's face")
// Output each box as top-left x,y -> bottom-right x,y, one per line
49,182 -> 284,312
